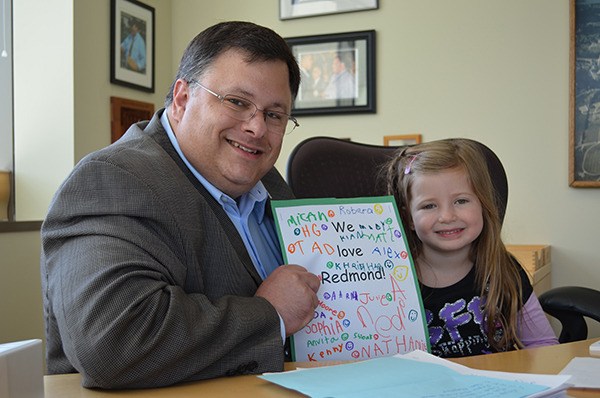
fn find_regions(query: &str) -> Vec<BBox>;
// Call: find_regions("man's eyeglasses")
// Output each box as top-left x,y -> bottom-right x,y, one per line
189,80 -> 299,136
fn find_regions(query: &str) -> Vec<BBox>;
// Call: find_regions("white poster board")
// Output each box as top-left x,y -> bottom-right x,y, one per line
271,196 -> 429,362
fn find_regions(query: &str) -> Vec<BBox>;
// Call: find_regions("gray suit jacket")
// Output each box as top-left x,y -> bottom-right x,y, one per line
41,109 -> 294,388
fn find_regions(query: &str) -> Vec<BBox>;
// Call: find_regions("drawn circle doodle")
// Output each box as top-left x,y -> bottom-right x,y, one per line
326,261 -> 334,269
323,292 -> 331,300
327,209 -> 335,218
384,259 -> 394,269
338,311 -> 346,319
394,230 -> 402,238
293,228 -> 301,236
392,266 -> 409,281
385,217 -> 393,225
287,243 -> 296,254
374,334 -> 379,340
400,251 -> 408,259
343,319 -> 351,328
345,341 -> 355,351
351,350 -> 360,359
386,293 -> 392,302
321,224 -> 328,231
408,309 -> 418,322
341,333 -> 349,341
373,204 -> 383,215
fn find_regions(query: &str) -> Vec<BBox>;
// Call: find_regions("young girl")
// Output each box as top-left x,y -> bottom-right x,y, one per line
385,138 -> 558,358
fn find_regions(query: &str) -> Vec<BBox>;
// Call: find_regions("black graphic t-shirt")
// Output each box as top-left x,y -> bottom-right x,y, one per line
420,265 -> 533,358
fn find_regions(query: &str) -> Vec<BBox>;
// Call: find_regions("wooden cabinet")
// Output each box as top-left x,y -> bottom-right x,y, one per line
0,171 -> 10,221
506,244 -> 551,296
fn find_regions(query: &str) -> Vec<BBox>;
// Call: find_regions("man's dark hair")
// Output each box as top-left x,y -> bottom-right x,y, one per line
165,21 -> 300,107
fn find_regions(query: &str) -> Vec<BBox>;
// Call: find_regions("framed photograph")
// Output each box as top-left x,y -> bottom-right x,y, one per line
383,134 -> 422,147
570,0 -> 600,187
287,30 -> 376,116
280,0 -> 378,20
110,96 -> 154,142
110,0 -> 155,92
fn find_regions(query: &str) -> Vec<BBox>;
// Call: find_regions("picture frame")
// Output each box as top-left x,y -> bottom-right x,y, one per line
110,96 -> 154,143
383,134 -> 422,147
286,30 -> 376,116
110,0 -> 155,92
570,0 -> 600,187
279,0 -> 378,20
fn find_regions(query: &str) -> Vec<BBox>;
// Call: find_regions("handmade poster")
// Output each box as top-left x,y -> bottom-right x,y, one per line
271,196 -> 429,362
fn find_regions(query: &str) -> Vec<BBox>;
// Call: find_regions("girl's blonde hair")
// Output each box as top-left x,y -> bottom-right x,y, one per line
384,138 -> 523,351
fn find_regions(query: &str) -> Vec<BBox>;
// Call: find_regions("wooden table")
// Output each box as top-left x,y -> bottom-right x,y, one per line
44,338 -> 600,397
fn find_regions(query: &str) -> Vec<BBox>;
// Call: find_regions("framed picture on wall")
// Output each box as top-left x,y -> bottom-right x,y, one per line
279,0 -> 378,20
286,30 -> 376,116
570,0 -> 600,187
383,134 -> 422,147
110,0 -> 155,92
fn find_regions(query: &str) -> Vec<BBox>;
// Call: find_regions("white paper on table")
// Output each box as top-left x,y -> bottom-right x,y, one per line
559,357 -> 600,389
397,350 -> 572,398
277,350 -> 572,398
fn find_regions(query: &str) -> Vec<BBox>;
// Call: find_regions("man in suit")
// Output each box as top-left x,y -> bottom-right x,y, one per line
323,52 -> 356,100
298,53 -> 315,101
120,19 -> 146,73
41,21 -> 320,389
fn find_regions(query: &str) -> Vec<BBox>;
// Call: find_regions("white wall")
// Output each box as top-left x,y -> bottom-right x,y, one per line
12,0 -> 74,221
0,0 -> 13,172
0,0 -> 75,348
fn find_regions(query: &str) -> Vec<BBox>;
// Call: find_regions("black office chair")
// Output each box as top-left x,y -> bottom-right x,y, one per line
538,286 -> 600,343
287,136 -> 509,222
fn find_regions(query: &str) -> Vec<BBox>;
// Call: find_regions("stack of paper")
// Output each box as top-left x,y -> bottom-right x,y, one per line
260,350 -> 571,398
559,357 -> 600,389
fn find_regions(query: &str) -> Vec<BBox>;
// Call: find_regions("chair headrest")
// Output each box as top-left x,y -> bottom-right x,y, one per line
287,136 -> 509,223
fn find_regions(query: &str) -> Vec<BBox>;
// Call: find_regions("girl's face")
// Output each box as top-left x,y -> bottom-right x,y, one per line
409,167 -> 484,258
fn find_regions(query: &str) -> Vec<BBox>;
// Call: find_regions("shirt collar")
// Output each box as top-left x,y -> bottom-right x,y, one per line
160,110 -> 269,222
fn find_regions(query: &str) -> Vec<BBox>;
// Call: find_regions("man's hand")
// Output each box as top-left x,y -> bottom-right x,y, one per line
127,56 -> 139,71
256,265 -> 320,336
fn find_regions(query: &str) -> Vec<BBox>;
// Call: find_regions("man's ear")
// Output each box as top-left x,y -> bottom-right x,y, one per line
170,79 -> 190,123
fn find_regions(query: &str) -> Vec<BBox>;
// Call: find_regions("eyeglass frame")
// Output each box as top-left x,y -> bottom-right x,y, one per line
187,80 -> 299,136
